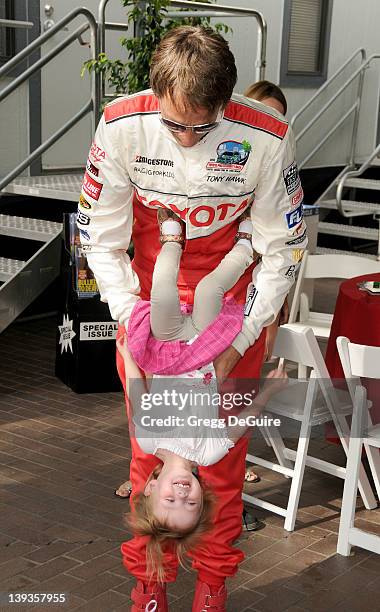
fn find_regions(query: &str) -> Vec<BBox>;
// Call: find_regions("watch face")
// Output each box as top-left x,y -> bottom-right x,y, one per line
358,281 -> 380,295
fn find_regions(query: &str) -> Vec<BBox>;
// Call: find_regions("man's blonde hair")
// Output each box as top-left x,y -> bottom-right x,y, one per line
150,26 -> 237,111
127,465 -> 215,583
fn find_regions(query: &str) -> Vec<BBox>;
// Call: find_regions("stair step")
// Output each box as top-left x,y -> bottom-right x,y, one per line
0,257 -> 25,282
0,215 -> 62,241
320,199 -> 380,214
0,233 -> 61,333
368,158 -> 380,167
345,177 -> 380,190
2,174 -> 82,202
315,246 -> 378,260
318,221 -> 378,240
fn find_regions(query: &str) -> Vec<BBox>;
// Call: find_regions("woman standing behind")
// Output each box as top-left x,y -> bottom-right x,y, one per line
243,80 -> 289,483
244,80 -> 287,115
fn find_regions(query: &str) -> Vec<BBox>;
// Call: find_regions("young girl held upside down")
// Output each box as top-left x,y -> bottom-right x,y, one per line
117,208 -> 287,580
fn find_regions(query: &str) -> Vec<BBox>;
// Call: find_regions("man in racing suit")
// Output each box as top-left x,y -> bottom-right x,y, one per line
78,25 -> 307,612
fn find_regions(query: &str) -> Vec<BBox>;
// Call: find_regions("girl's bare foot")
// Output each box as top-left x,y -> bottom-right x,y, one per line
114,480 -> 132,498
244,469 -> 261,483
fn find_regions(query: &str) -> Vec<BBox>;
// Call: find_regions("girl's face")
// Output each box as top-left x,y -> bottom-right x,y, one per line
144,468 -> 203,530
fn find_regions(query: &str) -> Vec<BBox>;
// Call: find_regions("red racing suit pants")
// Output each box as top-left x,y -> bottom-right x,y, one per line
118,198 -> 266,585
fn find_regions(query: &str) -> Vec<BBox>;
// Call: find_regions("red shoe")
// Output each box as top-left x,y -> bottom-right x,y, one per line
131,580 -> 168,611
192,580 -> 227,612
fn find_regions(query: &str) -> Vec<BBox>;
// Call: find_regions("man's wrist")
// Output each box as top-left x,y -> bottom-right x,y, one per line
232,330 -> 251,356
118,295 -> 140,327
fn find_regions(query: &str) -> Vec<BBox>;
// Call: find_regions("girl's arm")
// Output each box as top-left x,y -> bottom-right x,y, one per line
116,334 -> 148,413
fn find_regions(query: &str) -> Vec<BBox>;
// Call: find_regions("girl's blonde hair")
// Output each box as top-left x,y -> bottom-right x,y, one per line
127,465 -> 215,583
244,80 -> 287,115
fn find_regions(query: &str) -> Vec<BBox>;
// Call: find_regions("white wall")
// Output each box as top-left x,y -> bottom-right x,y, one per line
4,0 -> 380,175
324,0 -> 380,164
0,0 -> 133,178
212,0 -> 284,92
40,0 -> 133,169
215,0 -> 380,168
0,81 -> 29,177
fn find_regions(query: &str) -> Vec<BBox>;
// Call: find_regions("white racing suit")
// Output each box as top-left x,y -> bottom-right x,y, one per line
78,90 -> 308,585
78,89 -> 307,355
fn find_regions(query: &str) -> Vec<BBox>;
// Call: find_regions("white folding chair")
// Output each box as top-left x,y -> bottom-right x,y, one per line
243,325 -> 378,532
287,251 -> 380,340
337,338 -> 380,556
337,336 -> 380,502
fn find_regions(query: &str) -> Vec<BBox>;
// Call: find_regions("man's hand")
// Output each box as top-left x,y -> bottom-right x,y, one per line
213,345 -> 241,383
264,313 -> 280,362
264,296 -> 290,361
279,296 -> 289,325
261,366 -> 288,399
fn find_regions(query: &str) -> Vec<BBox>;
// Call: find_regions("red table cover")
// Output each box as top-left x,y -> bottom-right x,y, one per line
325,272 -> 380,429
325,273 -> 380,377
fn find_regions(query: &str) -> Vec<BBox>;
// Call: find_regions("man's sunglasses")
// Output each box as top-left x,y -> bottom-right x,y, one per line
159,109 -> 224,134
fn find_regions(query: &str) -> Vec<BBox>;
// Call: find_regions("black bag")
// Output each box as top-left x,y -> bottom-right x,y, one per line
55,213 -> 122,393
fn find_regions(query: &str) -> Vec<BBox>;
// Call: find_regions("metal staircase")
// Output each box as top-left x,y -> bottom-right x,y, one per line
4,174 -> 83,202
0,9 -> 99,333
0,216 -> 62,332
0,1 -> 268,333
317,121 -> 380,261
1,3 -> 380,338
315,151 -> 380,260
292,49 -> 380,260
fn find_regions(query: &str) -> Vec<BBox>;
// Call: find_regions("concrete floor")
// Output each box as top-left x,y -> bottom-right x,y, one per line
0,279 -> 379,611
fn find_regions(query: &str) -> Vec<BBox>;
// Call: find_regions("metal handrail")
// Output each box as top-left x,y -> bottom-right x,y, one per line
295,50 -> 380,218
0,19 -> 33,28
98,0 -> 267,101
0,8 -> 96,80
167,11 -> 244,17
169,0 -> 266,81
336,142 -> 380,217
0,101 -> 92,193
290,48 -> 366,129
296,80 -> 361,145
0,8 -> 99,194
292,48 -> 369,170
0,24 -> 90,102
334,54 -> 380,217
299,103 -> 358,170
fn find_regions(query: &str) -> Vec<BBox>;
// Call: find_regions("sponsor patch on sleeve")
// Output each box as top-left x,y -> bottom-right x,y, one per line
89,141 -> 106,163
286,202 -> 303,229
283,161 -> 301,195
82,172 -> 103,201
79,229 -> 91,241
285,265 -> 297,279
79,194 -> 92,210
292,220 -> 306,236
291,187 -> 303,207
86,159 -> 99,177
286,229 -> 307,245
244,283 -> 258,317
77,210 -> 90,226
292,248 -> 304,263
